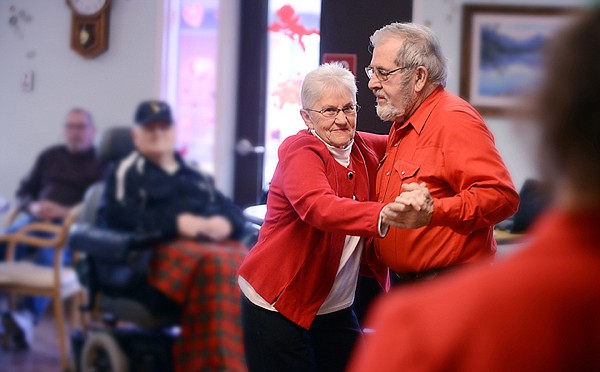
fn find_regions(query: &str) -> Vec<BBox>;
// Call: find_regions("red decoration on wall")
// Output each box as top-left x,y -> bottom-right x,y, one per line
322,53 -> 358,76
271,76 -> 303,109
268,4 -> 319,51
182,2 -> 205,28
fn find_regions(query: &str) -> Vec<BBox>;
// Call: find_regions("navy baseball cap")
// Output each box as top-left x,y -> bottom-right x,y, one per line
134,100 -> 174,126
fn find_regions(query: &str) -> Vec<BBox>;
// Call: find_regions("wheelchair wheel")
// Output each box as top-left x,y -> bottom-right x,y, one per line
80,332 -> 129,372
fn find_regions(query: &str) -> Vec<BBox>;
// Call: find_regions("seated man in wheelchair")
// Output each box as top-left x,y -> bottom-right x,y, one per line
96,100 -> 247,371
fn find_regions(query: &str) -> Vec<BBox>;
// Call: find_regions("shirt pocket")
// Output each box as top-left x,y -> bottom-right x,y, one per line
393,159 -> 420,181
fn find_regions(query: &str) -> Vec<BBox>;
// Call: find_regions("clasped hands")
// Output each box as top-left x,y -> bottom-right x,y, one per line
382,182 -> 433,229
177,213 -> 232,242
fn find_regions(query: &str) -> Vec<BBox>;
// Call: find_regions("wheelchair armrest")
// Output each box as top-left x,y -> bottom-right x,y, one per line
69,223 -> 162,261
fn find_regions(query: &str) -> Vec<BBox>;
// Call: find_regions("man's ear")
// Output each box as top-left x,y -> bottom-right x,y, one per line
300,109 -> 314,130
131,127 -> 140,147
414,66 -> 429,93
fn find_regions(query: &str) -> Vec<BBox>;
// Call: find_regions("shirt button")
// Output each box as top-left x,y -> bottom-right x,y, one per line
378,199 -> 383,202
401,171 -> 406,176
393,143 -> 398,147
386,171 -> 390,176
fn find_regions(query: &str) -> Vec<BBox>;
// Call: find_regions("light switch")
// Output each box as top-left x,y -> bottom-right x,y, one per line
22,70 -> 34,92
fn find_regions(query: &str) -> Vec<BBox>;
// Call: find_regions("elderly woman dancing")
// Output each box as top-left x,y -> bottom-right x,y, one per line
238,63 -> 395,372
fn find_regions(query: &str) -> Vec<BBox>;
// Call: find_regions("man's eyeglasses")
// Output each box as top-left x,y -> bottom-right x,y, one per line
65,122 -> 90,130
304,104 -> 360,118
365,65 -> 410,81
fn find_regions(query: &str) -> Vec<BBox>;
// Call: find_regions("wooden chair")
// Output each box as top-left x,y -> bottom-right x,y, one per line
0,205 -> 85,371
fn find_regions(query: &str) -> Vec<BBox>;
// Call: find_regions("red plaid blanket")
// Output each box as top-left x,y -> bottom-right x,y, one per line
148,239 -> 248,372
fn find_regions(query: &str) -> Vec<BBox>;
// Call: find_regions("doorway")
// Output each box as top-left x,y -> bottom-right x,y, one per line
233,0 -> 322,207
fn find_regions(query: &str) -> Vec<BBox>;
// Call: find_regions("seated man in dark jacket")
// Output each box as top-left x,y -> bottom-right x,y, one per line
97,100 -> 247,372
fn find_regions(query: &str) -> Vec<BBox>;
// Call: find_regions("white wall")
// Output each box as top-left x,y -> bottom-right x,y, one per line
0,0 -> 590,213
412,0 -> 588,191
0,0 -> 164,211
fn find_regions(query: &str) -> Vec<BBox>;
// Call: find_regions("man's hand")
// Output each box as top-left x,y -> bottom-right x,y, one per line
177,213 -> 232,241
29,200 -> 70,221
177,213 -> 202,238
202,216 -> 233,242
382,183 -> 434,229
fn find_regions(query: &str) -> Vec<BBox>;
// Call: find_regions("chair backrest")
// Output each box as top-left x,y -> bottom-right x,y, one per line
78,126 -> 134,226
77,183 -> 105,226
97,126 -> 134,165
1,203 -> 82,263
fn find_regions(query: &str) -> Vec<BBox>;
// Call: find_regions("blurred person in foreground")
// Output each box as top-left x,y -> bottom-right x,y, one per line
1,108 -> 103,350
238,63 -> 400,372
368,22 -> 519,285
350,8 -> 600,372
97,100 -> 247,372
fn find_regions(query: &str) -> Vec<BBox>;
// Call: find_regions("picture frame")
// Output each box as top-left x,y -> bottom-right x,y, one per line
459,5 -> 577,116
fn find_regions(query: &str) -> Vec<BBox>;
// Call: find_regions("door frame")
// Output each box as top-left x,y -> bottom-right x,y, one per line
232,0 -> 269,208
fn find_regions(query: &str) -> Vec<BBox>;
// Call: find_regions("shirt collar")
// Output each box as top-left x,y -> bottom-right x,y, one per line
393,86 -> 445,135
310,129 -> 353,167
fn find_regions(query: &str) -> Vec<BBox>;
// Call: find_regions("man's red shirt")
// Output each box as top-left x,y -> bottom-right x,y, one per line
375,87 -> 519,273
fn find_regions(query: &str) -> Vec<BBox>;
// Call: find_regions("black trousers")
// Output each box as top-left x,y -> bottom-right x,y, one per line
242,296 -> 362,372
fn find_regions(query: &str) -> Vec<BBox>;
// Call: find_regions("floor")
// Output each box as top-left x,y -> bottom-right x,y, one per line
0,310 -> 64,372
0,239 -> 525,372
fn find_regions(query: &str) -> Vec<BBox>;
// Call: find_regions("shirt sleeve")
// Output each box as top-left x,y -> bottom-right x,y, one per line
15,149 -> 48,209
278,137 -> 385,237
430,111 -> 520,234
200,175 -> 247,240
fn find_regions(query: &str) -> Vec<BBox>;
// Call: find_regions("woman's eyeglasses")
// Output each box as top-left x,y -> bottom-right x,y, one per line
304,104 -> 361,118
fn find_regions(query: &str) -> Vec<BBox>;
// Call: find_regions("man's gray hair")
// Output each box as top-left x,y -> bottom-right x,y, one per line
370,22 -> 448,88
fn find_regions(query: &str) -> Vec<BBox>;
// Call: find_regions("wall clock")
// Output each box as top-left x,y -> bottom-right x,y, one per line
66,0 -> 111,59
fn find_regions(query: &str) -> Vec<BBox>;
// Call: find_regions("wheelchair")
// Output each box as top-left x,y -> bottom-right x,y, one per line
67,126 -> 259,371
67,127 -> 181,371
69,190 -> 181,371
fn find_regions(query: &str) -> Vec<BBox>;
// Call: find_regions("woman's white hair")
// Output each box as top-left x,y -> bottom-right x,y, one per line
301,62 -> 357,109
